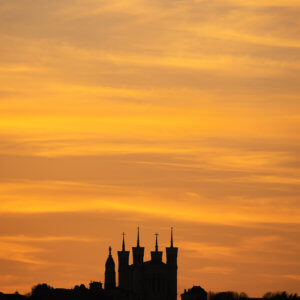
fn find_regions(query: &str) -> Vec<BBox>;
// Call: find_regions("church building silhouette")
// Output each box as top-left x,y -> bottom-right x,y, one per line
104,228 -> 178,300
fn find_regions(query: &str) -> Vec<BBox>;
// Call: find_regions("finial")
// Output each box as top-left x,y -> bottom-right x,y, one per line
171,227 -> 174,247
155,233 -> 159,251
137,227 -> 140,247
109,246 -> 112,255
122,232 -> 126,251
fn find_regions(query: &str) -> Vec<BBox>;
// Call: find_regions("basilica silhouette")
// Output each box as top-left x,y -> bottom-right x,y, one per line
1,228 -> 297,300
104,228 -> 178,300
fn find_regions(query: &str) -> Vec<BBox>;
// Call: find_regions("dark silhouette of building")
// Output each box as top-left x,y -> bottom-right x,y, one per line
89,281 -> 103,293
181,286 -> 208,300
1,230 -> 300,300
105,247 -> 116,290
104,227 -> 178,300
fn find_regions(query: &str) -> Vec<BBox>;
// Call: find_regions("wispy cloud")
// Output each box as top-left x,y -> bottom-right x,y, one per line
0,0 -> 300,295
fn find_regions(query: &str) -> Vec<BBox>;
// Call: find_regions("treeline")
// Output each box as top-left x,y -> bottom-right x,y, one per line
30,283 -> 106,300
0,282 -> 106,300
208,291 -> 299,300
0,283 -> 299,300
263,292 -> 299,300
209,291 -> 249,300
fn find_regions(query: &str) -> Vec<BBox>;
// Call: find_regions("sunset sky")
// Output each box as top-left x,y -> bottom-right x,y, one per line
0,0 -> 300,297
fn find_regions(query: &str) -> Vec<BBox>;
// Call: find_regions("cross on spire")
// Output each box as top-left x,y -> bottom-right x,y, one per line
137,227 -> 140,247
122,232 -> 126,251
109,246 -> 112,256
171,227 -> 174,248
155,233 -> 159,251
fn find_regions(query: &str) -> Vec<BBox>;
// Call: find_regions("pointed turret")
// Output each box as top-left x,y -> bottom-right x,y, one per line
137,226 -> 140,247
105,246 -> 116,290
118,233 -> 129,289
122,232 -> 125,251
132,227 -> 144,264
166,227 -> 178,264
151,232 -> 162,262
166,227 -> 178,300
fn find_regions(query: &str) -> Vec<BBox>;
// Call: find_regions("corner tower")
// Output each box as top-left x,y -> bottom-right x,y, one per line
132,227 -> 144,264
151,233 -> 163,263
117,233 -> 129,289
166,227 -> 178,300
132,227 -> 145,297
105,246 -> 116,290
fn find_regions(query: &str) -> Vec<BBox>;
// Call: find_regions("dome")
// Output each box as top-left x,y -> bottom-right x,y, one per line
105,246 -> 115,267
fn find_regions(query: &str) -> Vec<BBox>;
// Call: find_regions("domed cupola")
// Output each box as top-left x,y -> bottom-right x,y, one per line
105,246 -> 115,267
105,246 -> 116,290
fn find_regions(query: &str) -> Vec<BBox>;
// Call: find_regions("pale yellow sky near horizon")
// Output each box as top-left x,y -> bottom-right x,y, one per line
0,0 -> 300,297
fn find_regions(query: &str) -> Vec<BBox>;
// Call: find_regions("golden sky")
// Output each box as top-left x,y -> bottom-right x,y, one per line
0,0 -> 300,297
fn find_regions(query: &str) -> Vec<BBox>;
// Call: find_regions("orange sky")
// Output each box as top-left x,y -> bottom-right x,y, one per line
0,0 -> 300,297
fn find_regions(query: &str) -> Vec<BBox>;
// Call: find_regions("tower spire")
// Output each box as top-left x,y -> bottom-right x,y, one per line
122,232 -> 126,251
171,227 -> 174,247
133,226 -> 144,264
118,233 -> 129,289
155,233 -> 159,251
105,246 -> 116,290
